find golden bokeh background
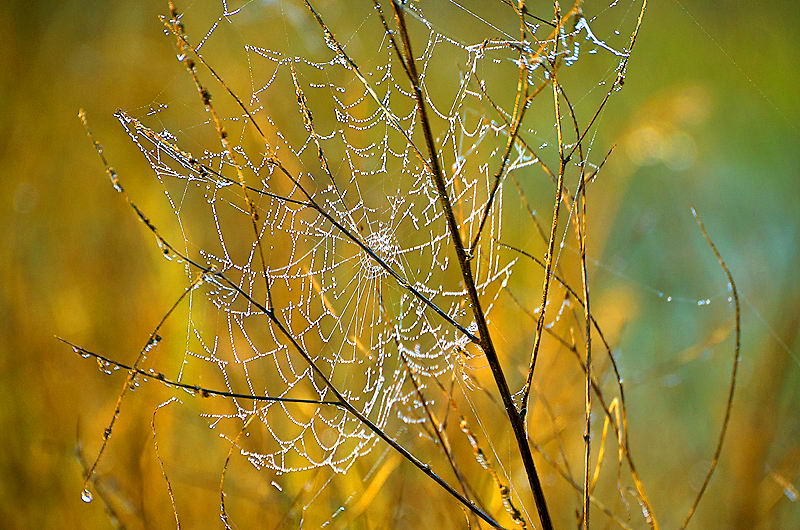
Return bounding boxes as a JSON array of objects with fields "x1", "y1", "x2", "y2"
[{"x1": 1, "y1": 1, "x2": 798, "y2": 528}]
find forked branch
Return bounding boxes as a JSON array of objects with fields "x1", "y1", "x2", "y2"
[
  {"x1": 387, "y1": 2, "x2": 553, "y2": 528},
  {"x1": 76, "y1": 109, "x2": 502, "y2": 528}
]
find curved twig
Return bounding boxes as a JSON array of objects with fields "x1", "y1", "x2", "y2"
[{"x1": 680, "y1": 208, "x2": 741, "y2": 528}]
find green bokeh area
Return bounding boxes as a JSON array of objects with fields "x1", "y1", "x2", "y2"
[{"x1": 1, "y1": 1, "x2": 798, "y2": 528}]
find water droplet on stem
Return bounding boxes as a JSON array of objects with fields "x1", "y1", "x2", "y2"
[{"x1": 81, "y1": 489, "x2": 93, "y2": 503}]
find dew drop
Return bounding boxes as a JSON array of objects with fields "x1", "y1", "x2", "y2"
[
  {"x1": 81, "y1": 489, "x2": 93, "y2": 503},
  {"x1": 96, "y1": 358, "x2": 113, "y2": 375},
  {"x1": 108, "y1": 170, "x2": 123, "y2": 192},
  {"x1": 73, "y1": 346, "x2": 91, "y2": 359},
  {"x1": 144, "y1": 334, "x2": 162, "y2": 354},
  {"x1": 784, "y1": 487, "x2": 798, "y2": 502}
]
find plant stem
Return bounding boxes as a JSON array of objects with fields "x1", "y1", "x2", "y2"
[{"x1": 389, "y1": 3, "x2": 553, "y2": 528}]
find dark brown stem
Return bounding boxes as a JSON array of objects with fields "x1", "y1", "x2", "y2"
[
  {"x1": 116, "y1": 110, "x2": 480, "y2": 345},
  {"x1": 388, "y1": 2, "x2": 553, "y2": 528},
  {"x1": 501, "y1": 238, "x2": 658, "y2": 527},
  {"x1": 59, "y1": 339, "x2": 344, "y2": 407},
  {"x1": 79, "y1": 108, "x2": 501, "y2": 528}
]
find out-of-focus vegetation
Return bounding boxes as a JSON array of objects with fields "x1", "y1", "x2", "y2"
[{"x1": 1, "y1": 1, "x2": 798, "y2": 528}]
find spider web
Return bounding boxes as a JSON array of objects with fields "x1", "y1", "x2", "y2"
[{"x1": 116, "y1": 0, "x2": 638, "y2": 492}]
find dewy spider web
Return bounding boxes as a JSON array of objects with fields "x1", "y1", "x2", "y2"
[{"x1": 96, "y1": 0, "x2": 641, "y2": 510}]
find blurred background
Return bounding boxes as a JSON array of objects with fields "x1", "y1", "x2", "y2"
[{"x1": 1, "y1": 0, "x2": 798, "y2": 528}]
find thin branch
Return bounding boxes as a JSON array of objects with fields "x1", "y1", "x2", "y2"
[
  {"x1": 398, "y1": 349, "x2": 479, "y2": 515},
  {"x1": 430, "y1": 374, "x2": 530, "y2": 529},
  {"x1": 301, "y1": 0, "x2": 434, "y2": 175},
  {"x1": 577, "y1": 129, "x2": 592, "y2": 530},
  {"x1": 60, "y1": 339, "x2": 343, "y2": 406},
  {"x1": 151, "y1": 400, "x2": 181, "y2": 529},
  {"x1": 500, "y1": 241, "x2": 658, "y2": 527},
  {"x1": 680, "y1": 208, "x2": 741, "y2": 528},
  {"x1": 563, "y1": 0, "x2": 648, "y2": 165},
  {"x1": 555, "y1": 65, "x2": 594, "y2": 530},
  {"x1": 116, "y1": 110, "x2": 479, "y2": 345},
  {"x1": 75, "y1": 426, "x2": 127, "y2": 529},
  {"x1": 497, "y1": 0, "x2": 557, "y2": 28},
  {"x1": 518, "y1": 76, "x2": 566, "y2": 421},
  {"x1": 469, "y1": 13, "x2": 537, "y2": 254},
  {"x1": 220, "y1": 414, "x2": 258, "y2": 529},
  {"x1": 166, "y1": 2, "x2": 273, "y2": 310},
  {"x1": 528, "y1": 438, "x2": 633, "y2": 530},
  {"x1": 140, "y1": 21, "x2": 482, "y2": 346},
  {"x1": 75, "y1": 119, "x2": 501, "y2": 526},
  {"x1": 475, "y1": 79, "x2": 558, "y2": 185},
  {"x1": 387, "y1": 2, "x2": 553, "y2": 527},
  {"x1": 72, "y1": 108, "x2": 201, "y2": 489}
]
